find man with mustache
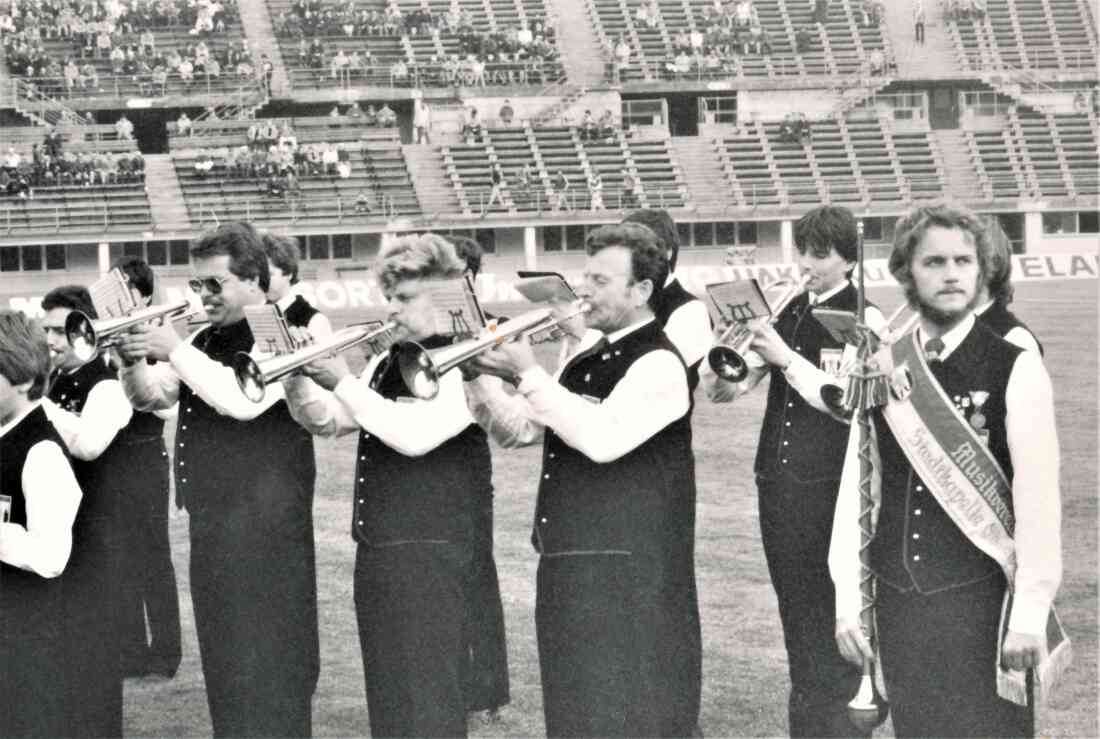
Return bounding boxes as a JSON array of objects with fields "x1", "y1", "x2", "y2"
[
  {"x1": 831, "y1": 201, "x2": 1063, "y2": 737},
  {"x1": 115, "y1": 222, "x2": 326, "y2": 737}
]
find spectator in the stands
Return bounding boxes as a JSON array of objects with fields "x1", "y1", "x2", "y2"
[
  {"x1": 178, "y1": 112, "x2": 193, "y2": 136},
  {"x1": 868, "y1": 47, "x2": 886, "y2": 75},
  {"x1": 329, "y1": 105, "x2": 342, "y2": 118},
  {"x1": 499, "y1": 99, "x2": 515, "y2": 126},
  {"x1": 551, "y1": 170, "x2": 570, "y2": 212},
  {"x1": 115, "y1": 114, "x2": 134, "y2": 141},
  {"x1": 588, "y1": 170, "x2": 605, "y2": 211},
  {"x1": 194, "y1": 151, "x2": 214, "y2": 179},
  {"x1": 347, "y1": 101, "x2": 364, "y2": 119},
  {"x1": 377, "y1": 103, "x2": 397, "y2": 127},
  {"x1": 462, "y1": 107, "x2": 483, "y2": 142},
  {"x1": 814, "y1": 0, "x2": 829, "y2": 23},
  {"x1": 482, "y1": 164, "x2": 505, "y2": 216},
  {"x1": 621, "y1": 166, "x2": 641, "y2": 209},
  {"x1": 414, "y1": 100, "x2": 431, "y2": 144},
  {"x1": 597, "y1": 110, "x2": 616, "y2": 141},
  {"x1": 913, "y1": 0, "x2": 925, "y2": 43},
  {"x1": 796, "y1": 24, "x2": 815, "y2": 52},
  {"x1": 580, "y1": 110, "x2": 597, "y2": 140},
  {"x1": 354, "y1": 188, "x2": 372, "y2": 214}
]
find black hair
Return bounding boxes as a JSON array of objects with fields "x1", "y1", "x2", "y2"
[
  {"x1": 190, "y1": 221, "x2": 270, "y2": 292},
  {"x1": 41, "y1": 284, "x2": 97, "y2": 319},
  {"x1": 622, "y1": 208, "x2": 680, "y2": 271},
  {"x1": 585, "y1": 222, "x2": 668, "y2": 311},
  {"x1": 793, "y1": 205, "x2": 859, "y2": 265}
]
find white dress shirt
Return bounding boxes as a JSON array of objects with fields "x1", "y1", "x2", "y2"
[
  {"x1": 0, "y1": 402, "x2": 82, "y2": 578},
  {"x1": 465, "y1": 317, "x2": 690, "y2": 463},
  {"x1": 829, "y1": 313, "x2": 1062, "y2": 636},
  {"x1": 282, "y1": 349, "x2": 475, "y2": 457},
  {"x1": 662, "y1": 275, "x2": 713, "y2": 369},
  {"x1": 975, "y1": 300, "x2": 1042, "y2": 354},
  {"x1": 42, "y1": 370, "x2": 132, "y2": 461},
  {"x1": 120, "y1": 325, "x2": 331, "y2": 427},
  {"x1": 700, "y1": 280, "x2": 886, "y2": 413}
]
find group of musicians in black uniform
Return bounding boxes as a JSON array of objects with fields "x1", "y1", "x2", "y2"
[{"x1": 0, "y1": 201, "x2": 1062, "y2": 739}]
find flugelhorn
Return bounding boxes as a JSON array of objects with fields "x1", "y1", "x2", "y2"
[
  {"x1": 65, "y1": 300, "x2": 195, "y2": 363},
  {"x1": 707, "y1": 274, "x2": 812, "y2": 382},
  {"x1": 398, "y1": 302, "x2": 591, "y2": 401},
  {"x1": 234, "y1": 321, "x2": 396, "y2": 403}
]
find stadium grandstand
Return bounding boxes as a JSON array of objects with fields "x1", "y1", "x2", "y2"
[{"x1": 0, "y1": 0, "x2": 1096, "y2": 305}]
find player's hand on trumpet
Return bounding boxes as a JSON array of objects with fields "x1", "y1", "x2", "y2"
[
  {"x1": 465, "y1": 334, "x2": 537, "y2": 386},
  {"x1": 836, "y1": 617, "x2": 875, "y2": 667},
  {"x1": 747, "y1": 319, "x2": 795, "y2": 369},
  {"x1": 115, "y1": 321, "x2": 182, "y2": 364}
]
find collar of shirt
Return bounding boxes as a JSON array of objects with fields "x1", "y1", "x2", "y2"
[
  {"x1": 606, "y1": 316, "x2": 656, "y2": 345},
  {"x1": 809, "y1": 279, "x2": 850, "y2": 306},
  {"x1": 663, "y1": 273, "x2": 677, "y2": 288},
  {"x1": 974, "y1": 299, "x2": 994, "y2": 316},
  {"x1": 916, "y1": 312, "x2": 976, "y2": 362},
  {"x1": 274, "y1": 291, "x2": 297, "y2": 313},
  {"x1": 0, "y1": 400, "x2": 42, "y2": 439}
]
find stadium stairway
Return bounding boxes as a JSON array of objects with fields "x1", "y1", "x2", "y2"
[
  {"x1": 143, "y1": 155, "x2": 193, "y2": 232},
  {"x1": 671, "y1": 137, "x2": 734, "y2": 214},
  {"x1": 548, "y1": 0, "x2": 611, "y2": 86},
  {"x1": 932, "y1": 129, "x2": 986, "y2": 201},
  {"x1": 882, "y1": 0, "x2": 958, "y2": 78},
  {"x1": 402, "y1": 145, "x2": 466, "y2": 220},
  {"x1": 239, "y1": 0, "x2": 290, "y2": 96}
]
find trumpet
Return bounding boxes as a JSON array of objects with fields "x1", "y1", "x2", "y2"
[
  {"x1": 65, "y1": 300, "x2": 195, "y2": 363},
  {"x1": 398, "y1": 301, "x2": 591, "y2": 401},
  {"x1": 234, "y1": 321, "x2": 396, "y2": 403},
  {"x1": 707, "y1": 274, "x2": 811, "y2": 382}
]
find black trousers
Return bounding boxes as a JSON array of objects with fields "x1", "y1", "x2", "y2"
[
  {"x1": 355, "y1": 542, "x2": 469, "y2": 739},
  {"x1": 118, "y1": 437, "x2": 181, "y2": 672},
  {"x1": 757, "y1": 474, "x2": 867, "y2": 738},
  {"x1": 189, "y1": 502, "x2": 318, "y2": 738},
  {"x1": 877, "y1": 575, "x2": 1033, "y2": 738},
  {"x1": 461, "y1": 499, "x2": 510, "y2": 712},
  {"x1": 536, "y1": 553, "x2": 666, "y2": 738}
]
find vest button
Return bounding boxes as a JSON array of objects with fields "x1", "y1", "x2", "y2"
[
  {"x1": 915, "y1": 484, "x2": 923, "y2": 492},
  {"x1": 358, "y1": 520, "x2": 364, "y2": 526},
  {"x1": 782, "y1": 440, "x2": 788, "y2": 446},
  {"x1": 544, "y1": 473, "x2": 550, "y2": 479},
  {"x1": 178, "y1": 461, "x2": 184, "y2": 467},
  {"x1": 181, "y1": 478, "x2": 187, "y2": 484},
  {"x1": 788, "y1": 402, "x2": 794, "y2": 408},
  {"x1": 781, "y1": 458, "x2": 788, "y2": 464},
  {"x1": 359, "y1": 498, "x2": 364, "y2": 504},
  {"x1": 162, "y1": 451, "x2": 168, "y2": 456},
  {"x1": 360, "y1": 456, "x2": 366, "y2": 461},
  {"x1": 181, "y1": 425, "x2": 187, "y2": 431},
  {"x1": 540, "y1": 517, "x2": 547, "y2": 524},
  {"x1": 178, "y1": 442, "x2": 184, "y2": 448},
  {"x1": 785, "y1": 421, "x2": 791, "y2": 427},
  {"x1": 186, "y1": 407, "x2": 192, "y2": 413},
  {"x1": 358, "y1": 477, "x2": 365, "y2": 483},
  {"x1": 913, "y1": 554, "x2": 921, "y2": 561},
  {"x1": 912, "y1": 533, "x2": 920, "y2": 540},
  {"x1": 548, "y1": 452, "x2": 555, "y2": 459},
  {"x1": 914, "y1": 508, "x2": 922, "y2": 516}
]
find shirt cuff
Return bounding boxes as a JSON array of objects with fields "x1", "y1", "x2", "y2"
[
  {"x1": 1007, "y1": 595, "x2": 1053, "y2": 636},
  {"x1": 516, "y1": 365, "x2": 554, "y2": 396}
]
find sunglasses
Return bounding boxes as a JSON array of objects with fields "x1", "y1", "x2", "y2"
[{"x1": 187, "y1": 275, "x2": 232, "y2": 295}]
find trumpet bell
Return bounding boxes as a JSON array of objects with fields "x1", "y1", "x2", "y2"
[
  {"x1": 708, "y1": 344, "x2": 750, "y2": 383},
  {"x1": 397, "y1": 342, "x2": 444, "y2": 401},
  {"x1": 65, "y1": 311, "x2": 100, "y2": 363},
  {"x1": 232, "y1": 353, "x2": 266, "y2": 404},
  {"x1": 847, "y1": 670, "x2": 889, "y2": 730}
]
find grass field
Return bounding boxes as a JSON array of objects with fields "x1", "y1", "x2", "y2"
[{"x1": 124, "y1": 279, "x2": 1098, "y2": 738}]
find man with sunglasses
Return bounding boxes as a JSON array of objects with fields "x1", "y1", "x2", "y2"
[{"x1": 115, "y1": 222, "x2": 327, "y2": 737}]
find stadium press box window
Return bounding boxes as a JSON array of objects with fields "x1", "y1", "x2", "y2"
[
  {"x1": 0, "y1": 244, "x2": 68, "y2": 272},
  {"x1": 1043, "y1": 211, "x2": 1100, "y2": 235}
]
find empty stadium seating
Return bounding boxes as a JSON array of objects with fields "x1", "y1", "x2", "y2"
[
  {"x1": 441, "y1": 124, "x2": 687, "y2": 215},
  {"x1": 593, "y1": 0, "x2": 891, "y2": 83},
  {"x1": 949, "y1": 0, "x2": 1097, "y2": 75}
]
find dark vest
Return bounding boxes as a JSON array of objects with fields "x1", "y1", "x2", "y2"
[
  {"x1": 174, "y1": 319, "x2": 315, "y2": 514},
  {"x1": 351, "y1": 336, "x2": 490, "y2": 546},
  {"x1": 870, "y1": 322, "x2": 1021, "y2": 594},
  {"x1": 755, "y1": 283, "x2": 864, "y2": 482},
  {"x1": 654, "y1": 277, "x2": 707, "y2": 392},
  {"x1": 0, "y1": 405, "x2": 73, "y2": 737},
  {"x1": 0, "y1": 404, "x2": 69, "y2": 603},
  {"x1": 533, "y1": 321, "x2": 694, "y2": 557},
  {"x1": 48, "y1": 359, "x2": 130, "y2": 533},
  {"x1": 282, "y1": 294, "x2": 319, "y2": 328},
  {"x1": 979, "y1": 301, "x2": 1044, "y2": 355}
]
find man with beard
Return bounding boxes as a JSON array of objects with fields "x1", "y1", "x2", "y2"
[
  {"x1": 115, "y1": 222, "x2": 325, "y2": 737},
  {"x1": 831, "y1": 201, "x2": 1063, "y2": 737}
]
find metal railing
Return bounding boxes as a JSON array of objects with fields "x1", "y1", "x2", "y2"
[
  {"x1": 965, "y1": 45, "x2": 1096, "y2": 75},
  {"x1": 289, "y1": 58, "x2": 566, "y2": 89},
  {"x1": 10, "y1": 71, "x2": 265, "y2": 102}
]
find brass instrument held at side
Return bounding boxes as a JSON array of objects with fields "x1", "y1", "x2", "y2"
[
  {"x1": 707, "y1": 274, "x2": 812, "y2": 383},
  {"x1": 65, "y1": 300, "x2": 196, "y2": 364},
  {"x1": 234, "y1": 321, "x2": 397, "y2": 403},
  {"x1": 397, "y1": 301, "x2": 591, "y2": 401}
]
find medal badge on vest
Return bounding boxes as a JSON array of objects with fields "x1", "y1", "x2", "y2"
[{"x1": 819, "y1": 348, "x2": 843, "y2": 378}]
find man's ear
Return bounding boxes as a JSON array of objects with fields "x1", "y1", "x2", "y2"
[
  {"x1": 14, "y1": 378, "x2": 33, "y2": 397},
  {"x1": 634, "y1": 278, "x2": 654, "y2": 307}
]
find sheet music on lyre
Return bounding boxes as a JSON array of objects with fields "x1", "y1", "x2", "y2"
[
  {"x1": 425, "y1": 277, "x2": 485, "y2": 337},
  {"x1": 89, "y1": 268, "x2": 136, "y2": 319},
  {"x1": 703, "y1": 279, "x2": 772, "y2": 328},
  {"x1": 244, "y1": 304, "x2": 295, "y2": 357},
  {"x1": 345, "y1": 319, "x2": 396, "y2": 357}
]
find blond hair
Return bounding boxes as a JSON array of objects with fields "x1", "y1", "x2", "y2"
[{"x1": 375, "y1": 233, "x2": 466, "y2": 292}]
